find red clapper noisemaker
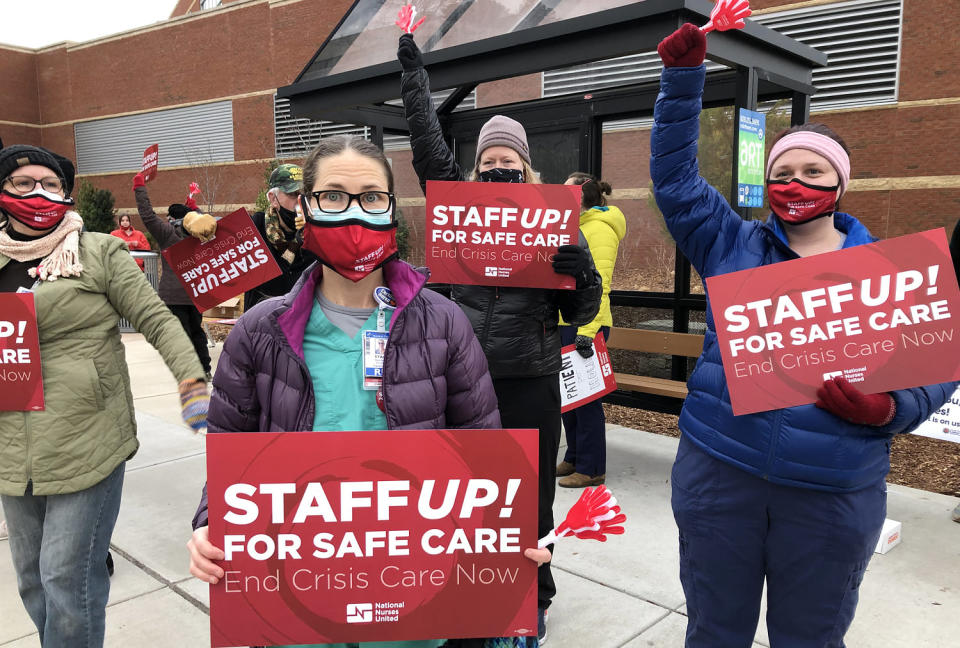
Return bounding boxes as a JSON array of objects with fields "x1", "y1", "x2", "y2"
[
  {"x1": 395, "y1": 3, "x2": 425, "y2": 34},
  {"x1": 537, "y1": 485, "x2": 626, "y2": 547},
  {"x1": 700, "y1": 0, "x2": 752, "y2": 33}
]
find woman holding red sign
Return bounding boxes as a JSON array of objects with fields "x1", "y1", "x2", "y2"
[
  {"x1": 398, "y1": 35, "x2": 602, "y2": 638},
  {"x1": 0, "y1": 145, "x2": 209, "y2": 647},
  {"x1": 652, "y1": 24, "x2": 956, "y2": 647},
  {"x1": 186, "y1": 135, "x2": 550, "y2": 648}
]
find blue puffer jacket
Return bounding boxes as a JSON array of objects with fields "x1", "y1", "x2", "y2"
[{"x1": 651, "y1": 65, "x2": 956, "y2": 492}]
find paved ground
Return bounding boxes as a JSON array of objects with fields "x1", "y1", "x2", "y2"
[{"x1": 2, "y1": 333, "x2": 959, "y2": 647}]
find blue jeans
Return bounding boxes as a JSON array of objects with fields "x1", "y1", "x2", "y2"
[
  {"x1": 2, "y1": 463, "x2": 125, "y2": 647},
  {"x1": 671, "y1": 436, "x2": 886, "y2": 647}
]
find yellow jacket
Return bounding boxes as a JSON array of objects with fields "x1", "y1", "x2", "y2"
[{"x1": 560, "y1": 205, "x2": 626, "y2": 338}]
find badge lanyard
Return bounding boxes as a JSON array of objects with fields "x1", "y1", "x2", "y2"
[{"x1": 362, "y1": 287, "x2": 396, "y2": 390}]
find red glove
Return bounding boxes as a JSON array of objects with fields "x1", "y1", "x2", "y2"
[
  {"x1": 185, "y1": 197, "x2": 198, "y2": 211},
  {"x1": 815, "y1": 377, "x2": 896, "y2": 426},
  {"x1": 657, "y1": 23, "x2": 707, "y2": 68},
  {"x1": 133, "y1": 173, "x2": 146, "y2": 189}
]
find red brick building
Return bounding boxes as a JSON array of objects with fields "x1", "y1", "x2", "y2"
[{"x1": 1, "y1": 0, "x2": 957, "y2": 292}]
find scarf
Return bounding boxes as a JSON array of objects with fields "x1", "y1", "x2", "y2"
[
  {"x1": 264, "y1": 205, "x2": 301, "y2": 264},
  {"x1": 0, "y1": 210, "x2": 84, "y2": 281}
]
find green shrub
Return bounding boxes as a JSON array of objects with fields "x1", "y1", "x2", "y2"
[{"x1": 76, "y1": 179, "x2": 117, "y2": 234}]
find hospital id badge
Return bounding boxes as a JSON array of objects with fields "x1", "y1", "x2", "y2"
[{"x1": 362, "y1": 330, "x2": 389, "y2": 390}]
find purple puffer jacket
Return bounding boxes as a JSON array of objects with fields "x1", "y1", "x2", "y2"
[{"x1": 193, "y1": 259, "x2": 501, "y2": 527}]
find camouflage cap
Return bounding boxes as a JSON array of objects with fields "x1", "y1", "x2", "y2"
[{"x1": 269, "y1": 163, "x2": 303, "y2": 193}]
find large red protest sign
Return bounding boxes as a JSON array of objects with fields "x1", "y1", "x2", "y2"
[
  {"x1": 141, "y1": 144, "x2": 158, "y2": 183},
  {"x1": 0, "y1": 293, "x2": 44, "y2": 411},
  {"x1": 206, "y1": 428, "x2": 539, "y2": 647},
  {"x1": 162, "y1": 208, "x2": 281, "y2": 312},
  {"x1": 426, "y1": 180, "x2": 581, "y2": 289},
  {"x1": 707, "y1": 229, "x2": 960, "y2": 415},
  {"x1": 559, "y1": 333, "x2": 617, "y2": 413}
]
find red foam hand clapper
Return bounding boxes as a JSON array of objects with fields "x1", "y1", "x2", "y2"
[
  {"x1": 538, "y1": 485, "x2": 626, "y2": 547},
  {"x1": 189, "y1": 182, "x2": 201, "y2": 197},
  {"x1": 396, "y1": 4, "x2": 425, "y2": 34},
  {"x1": 701, "y1": 0, "x2": 752, "y2": 33}
]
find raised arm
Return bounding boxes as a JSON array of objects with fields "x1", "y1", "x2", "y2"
[
  {"x1": 398, "y1": 34, "x2": 464, "y2": 193},
  {"x1": 651, "y1": 25, "x2": 753, "y2": 278},
  {"x1": 133, "y1": 174, "x2": 183, "y2": 249}
]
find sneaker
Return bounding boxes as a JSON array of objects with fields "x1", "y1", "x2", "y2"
[
  {"x1": 106, "y1": 551, "x2": 115, "y2": 577},
  {"x1": 556, "y1": 460, "x2": 575, "y2": 477},
  {"x1": 538, "y1": 608, "x2": 548, "y2": 644},
  {"x1": 952, "y1": 502, "x2": 960, "y2": 523},
  {"x1": 558, "y1": 472, "x2": 606, "y2": 488},
  {"x1": 0, "y1": 519, "x2": 7, "y2": 540},
  {"x1": 204, "y1": 371, "x2": 213, "y2": 383}
]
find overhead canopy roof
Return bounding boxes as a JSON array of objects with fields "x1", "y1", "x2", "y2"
[{"x1": 279, "y1": 0, "x2": 828, "y2": 128}]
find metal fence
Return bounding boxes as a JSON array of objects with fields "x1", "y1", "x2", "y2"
[{"x1": 118, "y1": 251, "x2": 161, "y2": 333}]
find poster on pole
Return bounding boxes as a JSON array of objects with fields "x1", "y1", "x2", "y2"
[
  {"x1": 737, "y1": 108, "x2": 765, "y2": 208},
  {"x1": 141, "y1": 144, "x2": 159, "y2": 183},
  {"x1": 913, "y1": 387, "x2": 960, "y2": 443},
  {"x1": 559, "y1": 333, "x2": 617, "y2": 413},
  {"x1": 706, "y1": 229, "x2": 960, "y2": 415},
  {"x1": 0, "y1": 293, "x2": 44, "y2": 411},
  {"x1": 162, "y1": 208, "x2": 281, "y2": 312},
  {"x1": 205, "y1": 428, "x2": 539, "y2": 647},
  {"x1": 425, "y1": 180, "x2": 581, "y2": 289}
]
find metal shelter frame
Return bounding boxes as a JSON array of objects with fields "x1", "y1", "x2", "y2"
[{"x1": 278, "y1": 0, "x2": 828, "y2": 412}]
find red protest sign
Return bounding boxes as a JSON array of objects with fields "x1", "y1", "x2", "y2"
[
  {"x1": 559, "y1": 333, "x2": 617, "y2": 413},
  {"x1": 707, "y1": 229, "x2": 960, "y2": 415},
  {"x1": 0, "y1": 293, "x2": 44, "y2": 411},
  {"x1": 206, "y1": 428, "x2": 538, "y2": 647},
  {"x1": 141, "y1": 144, "x2": 159, "y2": 183},
  {"x1": 161, "y1": 208, "x2": 281, "y2": 312},
  {"x1": 426, "y1": 180, "x2": 581, "y2": 289}
]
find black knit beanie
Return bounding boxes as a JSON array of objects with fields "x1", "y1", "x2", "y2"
[{"x1": 0, "y1": 145, "x2": 64, "y2": 186}]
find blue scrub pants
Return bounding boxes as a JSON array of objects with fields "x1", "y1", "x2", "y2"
[
  {"x1": 559, "y1": 325, "x2": 609, "y2": 476},
  {"x1": 671, "y1": 434, "x2": 886, "y2": 648}
]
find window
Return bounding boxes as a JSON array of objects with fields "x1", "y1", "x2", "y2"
[{"x1": 74, "y1": 101, "x2": 234, "y2": 175}]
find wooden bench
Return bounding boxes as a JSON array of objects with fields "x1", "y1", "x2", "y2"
[{"x1": 605, "y1": 327, "x2": 705, "y2": 412}]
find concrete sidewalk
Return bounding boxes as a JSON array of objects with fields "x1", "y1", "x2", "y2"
[{"x1": 2, "y1": 333, "x2": 959, "y2": 647}]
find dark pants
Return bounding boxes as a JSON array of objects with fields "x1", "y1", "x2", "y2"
[
  {"x1": 559, "y1": 325, "x2": 609, "y2": 476},
  {"x1": 671, "y1": 435, "x2": 887, "y2": 648},
  {"x1": 169, "y1": 304, "x2": 211, "y2": 373},
  {"x1": 493, "y1": 374, "x2": 561, "y2": 611}
]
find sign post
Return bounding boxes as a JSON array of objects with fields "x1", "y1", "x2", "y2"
[{"x1": 737, "y1": 108, "x2": 765, "y2": 208}]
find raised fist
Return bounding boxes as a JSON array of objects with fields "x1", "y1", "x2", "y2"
[{"x1": 657, "y1": 23, "x2": 707, "y2": 68}]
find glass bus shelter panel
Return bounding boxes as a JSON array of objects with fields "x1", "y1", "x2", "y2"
[{"x1": 302, "y1": 0, "x2": 640, "y2": 82}]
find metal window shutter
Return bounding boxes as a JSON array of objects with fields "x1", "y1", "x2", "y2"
[
  {"x1": 74, "y1": 101, "x2": 234, "y2": 175},
  {"x1": 540, "y1": 0, "x2": 902, "y2": 115}
]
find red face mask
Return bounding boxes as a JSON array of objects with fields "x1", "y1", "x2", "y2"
[
  {"x1": 0, "y1": 189, "x2": 74, "y2": 230},
  {"x1": 302, "y1": 220, "x2": 398, "y2": 282},
  {"x1": 766, "y1": 179, "x2": 839, "y2": 225}
]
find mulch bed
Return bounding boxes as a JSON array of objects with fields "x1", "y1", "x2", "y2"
[{"x1": 603, "y1": 404, "x2": 960, "y2": 497}]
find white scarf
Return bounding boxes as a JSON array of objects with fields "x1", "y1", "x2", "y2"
[{"x1": 0, "y1": 211, "x2": 84, "y2": 281}]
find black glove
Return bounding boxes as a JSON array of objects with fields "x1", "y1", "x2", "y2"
[
  {"x1": 398, "y1": 34, "x2": 423, "y2": 71},
  {"x1": 575, "y1": 335, "x2": 594, "y2": 358},
  {"x1": 552, "y1": 244, "x2": 592, "y2": 288}
]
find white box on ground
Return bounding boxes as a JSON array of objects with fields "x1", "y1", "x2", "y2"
[{"x1": 874, "y1": 518, "x2": 901, "y2": 554}]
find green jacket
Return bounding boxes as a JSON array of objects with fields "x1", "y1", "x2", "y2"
[
  {"x1": 560, "y1": 205, "x2": 627, "y2": 338},
  {"x1": 0, "y1": 232, "x2": 204, "y2": 496}
]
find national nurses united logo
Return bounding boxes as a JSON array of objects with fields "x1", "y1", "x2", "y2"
[{"x1": 346, "y1": 603, "x2": 373, "y2": 623}]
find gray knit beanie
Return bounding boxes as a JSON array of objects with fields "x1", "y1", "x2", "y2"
[{"x1": 475, "y1": 115, "x2": 530, "y2": 165}]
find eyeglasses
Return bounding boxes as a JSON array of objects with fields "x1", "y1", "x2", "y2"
[
  {"x1": 4, "y1": 175, "x2": 64, "y2": 194},
  {"x1": 308, "y1": 190, "x2": 394, "y2": 215}
]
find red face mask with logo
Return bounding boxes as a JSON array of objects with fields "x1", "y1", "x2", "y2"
[
  {"x1": 0, "y1": 189, "x2": 74, "y2": 230},
  {"x1": 766, "y1": 178, "x2": 839, "y2": 225},
  {"x1": 302, "y1": 219, "x2": 398, "y2": 282}
]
